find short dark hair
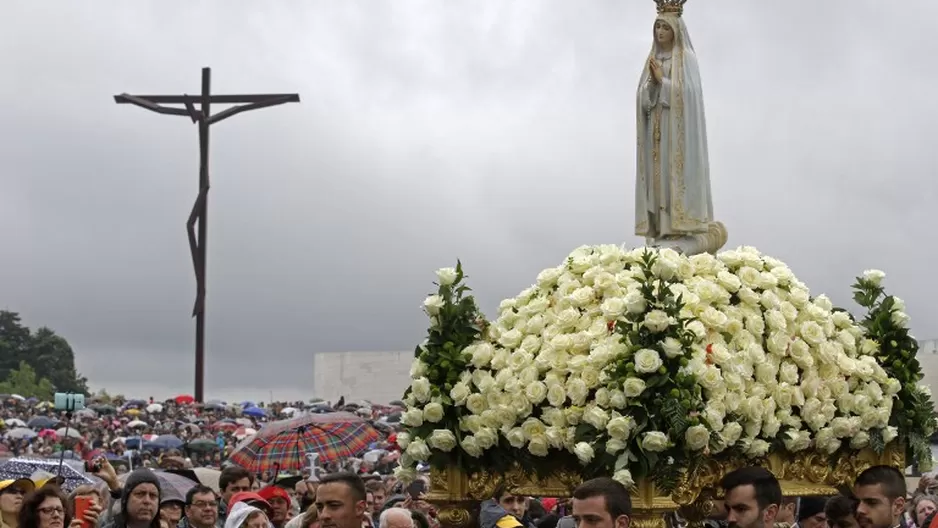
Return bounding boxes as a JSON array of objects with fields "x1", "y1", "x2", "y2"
[
  {"x1": 720, "y1": 467, "x2": 782, "y2": 511},
  {"x1": 855, "y1": 465, "x2": 906, "y2": 500},
  {"x1": 825, "y1": 494, "x2": 858, "y2": 524},
  {"x1": 185, "y1": 485, "x2": 217, "y2": 505},
  {"x1": 318, "y1": 472, "x2": 366, "y2": 502},
  {"x1": 219, "y1": 466, "x2": 253, "y2": 492},
  {"x1": 19, "y1": 486, "x2": 71, "y2": 528},
  {"x1": 572, "y1": 477, "x2": 632, "y2": 519}
]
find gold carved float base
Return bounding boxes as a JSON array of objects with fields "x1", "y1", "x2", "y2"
[{"x1": 427, "y1": 445, "x2": 904, "y2": 528}]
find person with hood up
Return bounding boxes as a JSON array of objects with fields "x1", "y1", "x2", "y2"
[
  {"x1": 100, "y1": 469, "x2": 162, "y2": 528},
  {"x1": 223, "y1": 503, "x2": 270, "y2": 528}
]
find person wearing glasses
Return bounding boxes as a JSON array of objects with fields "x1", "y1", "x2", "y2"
[
  {"x1": 16, "y1": 485, "x2": 101, "y2": 528},
  {"x1": 180, "y1": 486, "x2": 221, "y2": 528}
]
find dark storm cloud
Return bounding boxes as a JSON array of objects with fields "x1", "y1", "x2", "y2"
[{"x1": 1, "y1": 0, "x2": 935, "y2": 400}]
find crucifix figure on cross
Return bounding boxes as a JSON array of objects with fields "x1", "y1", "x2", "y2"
[{"x1": 115, "y1": 67, "x2": 300, "y2": 403}]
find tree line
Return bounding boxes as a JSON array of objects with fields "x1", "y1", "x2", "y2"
[{"x1": 0, "y1": 310, "x2": 89, "y2": 400}]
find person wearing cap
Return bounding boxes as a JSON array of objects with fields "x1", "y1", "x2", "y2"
[
  {"x1": 100, "y1": 469, "x2": 162, "y2": 528},
  {"x1": 257, "y1": 487, "x2": 290, "y2": 528},
  {"x1": 1, "y1": 479, "x2": 36, "y2": 528},
  {"x1": 226, "y1": 493, "x2": 271, "y2": 521}
]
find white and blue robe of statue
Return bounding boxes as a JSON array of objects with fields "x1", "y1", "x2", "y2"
[{"x1": 635, "y1": 13, "x2": 714, "y2": 240}]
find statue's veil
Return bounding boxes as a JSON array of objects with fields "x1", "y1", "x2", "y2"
[{"x1": 635, "y1": 13, "x2": 713, "y2": 235}]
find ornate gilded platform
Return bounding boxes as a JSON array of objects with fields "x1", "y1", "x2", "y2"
[{"x1": 426, "y1": 445, "x2": 904, "y2": 528}]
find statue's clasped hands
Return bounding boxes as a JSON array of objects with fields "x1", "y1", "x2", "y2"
[{"x1": 648, "y1": 58, "x2": 664, "y2": 84}]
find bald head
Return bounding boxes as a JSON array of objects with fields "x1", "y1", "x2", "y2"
[{"x1": 379, "y1": 508, "x2": 415, "y2": 528}]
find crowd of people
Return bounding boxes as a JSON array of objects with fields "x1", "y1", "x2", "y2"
[
  {"x1": 2, "y1": 395, "x2": 937, "y2": 528},
  {"x1": 0, "y1": 394, "x2": 400, "y2": 475}
]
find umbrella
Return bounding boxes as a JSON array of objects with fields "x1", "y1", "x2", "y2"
[
  {"x1": 242, "y1": 407, "x2": 266, "y2": 418},
  {"x1": 127, "y1": 420, "x2": 147, "y2": 429},
  {"x1": 146, "y1": 403, "x2": 163, "y2": 413},
  {"x1": 148, "y1": 435, "x2": 184, "y2": 450},
  {"x1": 228, "y1": 412, "x2": 380, "y2": 473},
  {"x1": 4, "y1": 427, "x2": 37, "y2": 440},
  {"x1": 235, "y1": 418, "x2": 254, "y2": 427},
  {"x1": 74, "y1": 409, "x2": 97, "y2": 420},
  {"x1": 186, "y1": 439, "x2": 217, "y2": 452},
  {"x1": 181, "y1": 423, "x2": 201, "y2": 435},
  {"x1": 88, "y1": 404, "x2": 116, "y2": 414},
  {"x1": 27, "y1": 417, "x2": 58, "y2": 429},
  {"x1": 0, "y1": 458, "x2": 93, "y2": 492},
  {"x1": 55, "y1": 427, "x2": 82, "y2": 439},
  {"x1": 280, "y1": 407, "x2": 299, "y2": 416},
  {"x1": 234, "y1": 427, "x2": 256, "y2": 440},
  {"x1": 211, "y1": 421, "x2": 237, "y2": 432},
  {"x1": 119, "y1": 470, "x2": 198, "y2": 503},
  {"x1": 4, "y1": 418, "x2": 26, "y2": 428},
  {"x1": 175, "y1": 395, "x2": 195, "y2": 405},
  {"x1": 203, "y1": 402, "x2": 226, "y2": 411}
]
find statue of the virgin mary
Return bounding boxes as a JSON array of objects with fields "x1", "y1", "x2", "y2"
[{"x1": 635, "y1": 0, "x2": 726, "y2": 254}]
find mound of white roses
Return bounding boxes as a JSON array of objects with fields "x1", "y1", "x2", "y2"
[{"x1": 397, "y1": 245, "x2": 902, "y2": 486}]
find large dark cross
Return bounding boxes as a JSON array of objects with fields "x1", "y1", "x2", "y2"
[{"x1": 114, "y1": 67, "x2": 300, "y2": 402}]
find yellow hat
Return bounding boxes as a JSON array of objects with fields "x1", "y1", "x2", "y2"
[
  {"x1": 496, "y1": 516, "x2": 524, "y2": 528},
  {"x1": 0, "y1": 478, "x2": 36, "y2": 494}
]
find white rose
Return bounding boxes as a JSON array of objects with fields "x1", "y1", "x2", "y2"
[
  {"x1": 424, "y1": 402, "x2": 445, "y2": 423},
  {"x1": 423, "y1": 295, "x2": 444, "y2": 315},
  {"x1": 583, "y1": 406, "x2": 610, "y2": 430},
  {"x1": 465, "y1": 393, "x2": 486, "y2": 415},
  {"x1": 537, "y1": 267, "x2": 564, "y2": 288},
  {"x1": 406, "y1": 438, "x2": 432, "y2": 461},
  {"x1": 661, "y1": 337, "x2": 684, "y2": 358},
  {"x1": 799, "y1": 321, "x2": 825, "y2": 346},
  {"x1": 699, "y1": 307, "x2": 728, "y2": 330},
  {"x1": 634, "y1": 349, "x2": 663, "y2": 374},
  {"x1": 643, "y1": 310, "x2": 671, "y2": 333},
  {"x1": 624, "y1": 291, "x2": 647, "y2": 314},
  {"x1": 882, "y1": 426, "x2": 899, "y2": 444},
  {"x1": 622, "y1": 377, "x2": 647, "y2": 397},
  {"x1": 401, "y1": 409, "x2": 424, "y2": 427},
  {"x1": 410, "y1": 360, "x2": 428, "y2": 378},
  {"x1": 719, "y1": 422, "x2": 743, "y2": 446},
  {"x1": 468, "y1": 343, "x2": 495, "y2": 368},
  {"x1": 745, "y1": 439, "x2": 771, "y2": 457},
  {"x1": 574, "y1": 442, "x2": 595, "y2": 464},
  {"x1": 505, "y1": 427, "x2": 526, "y2": 448},
  {"x1": 612, "y1": 469, "x2": 635, "y2": 487},
  {"x1": 436, "y1": 267, "x2": 458, "y2": 286},
  {"x1": 570, "y1": 286, "x2": 596, "y2": 307},
  {"x1": 862, "y1": 269, "x2": 886, "y2": 286},
  {"x1": 460, "y1": 436, "x2": 484, "y2": 458},
  {"x1": 606, "y1": 416, "x2": 634, "y2": 440},
  {"x1": 450, "y1": 383, "x2": 471, "y2": 406},
  {"x1": 394, "y1": 465, "x2": 418, "y2": 484},
  {"x1": 528, "y1": 435, "x2": 550, "y2": 457},
  {"x1": 428, "y1": 429, "x2": 458, "y2": 452},
  {"x1": 891, "y1": 310, "x2": 910, "y2": 328},
  {"x1": 601, "y1": 297, "x2": 627, "y2": 319},
  {"x1": 525, "y1": 381, "x2": 548, "y2": 404},
  {"x1": 567, "y1": 378, "x2": 589, "y2": 406},
  {"x1": 641, "y1": 431, "x2": 670, "y2": 452},
  {"x1": 396, "y1": 432, "x2": 412, "y2": 450},
  {"x1": 476, "y1": 428, "x2": 499, "y2": 449},
  {"x1": 685, "y1": 424, "x2": 710, "y2": 451},
  {"x1": 716, "y1": 270, "x2": 742, "y2": 292},
  {"x1": 609, "y1": 390, "x2": 628, "y2": 408},
  {"x1": 411, "y1": 377, "x2": 432, "y2": 403}
]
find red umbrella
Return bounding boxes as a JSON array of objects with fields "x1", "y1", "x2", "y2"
[{"x1": 175, "y1": 395, "x2": 194, "y2": 405}]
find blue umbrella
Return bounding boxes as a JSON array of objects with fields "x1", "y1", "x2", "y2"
[
  {"x1": 124, "y1": 437, "x2": 143, "y2": 450},
  {"x1": 240, "y1": 401, "x2": 256, "y2": 409},
  {"x1": 27, "y1": 417, "x2": 58, "y2": 429},
  {"x1": 147, "y1": 435, "x2": 184, "y2": 450},
  {"x1": 0, "y1": 458, "x2": 92, "y2": 492},
  {"x1": 242, "y1": 407, "x2": 266, "y2": 418}
]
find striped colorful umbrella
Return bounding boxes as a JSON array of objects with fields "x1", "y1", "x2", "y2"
[{"x1": 228, "y1": 412, "x2": 380, "y2": 473}]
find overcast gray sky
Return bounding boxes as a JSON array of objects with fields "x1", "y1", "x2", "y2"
[{"x1": 1, "y1": 1, "x2": 936, "y2": 402}]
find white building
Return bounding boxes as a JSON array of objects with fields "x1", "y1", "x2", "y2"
[
  {"x1": 918, "y1": 339, "x2": 938, "y2": 399},
  {"x1": 312, "y1": 351, "x2": 413, "y2": 404}
]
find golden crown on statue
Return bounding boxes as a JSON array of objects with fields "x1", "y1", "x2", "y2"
[{"x1": 655, "y1": 0, "x2": 687, "y2": 16}]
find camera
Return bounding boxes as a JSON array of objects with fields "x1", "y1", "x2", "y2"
[
  {"x1": 54, "y1": 393, "x2": 85, "y2": 412},
  {"x1": 85, "y1": 458, "x2": 103, "y2": 473}
]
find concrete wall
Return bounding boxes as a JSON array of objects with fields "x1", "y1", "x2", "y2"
[{"x1": 312, "y1": 351, "x2": 413, "y2": 404}]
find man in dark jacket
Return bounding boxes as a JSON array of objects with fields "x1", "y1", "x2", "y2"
[{"x1": 101, "y1": 469, "x2": 162, "y2": 528}]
